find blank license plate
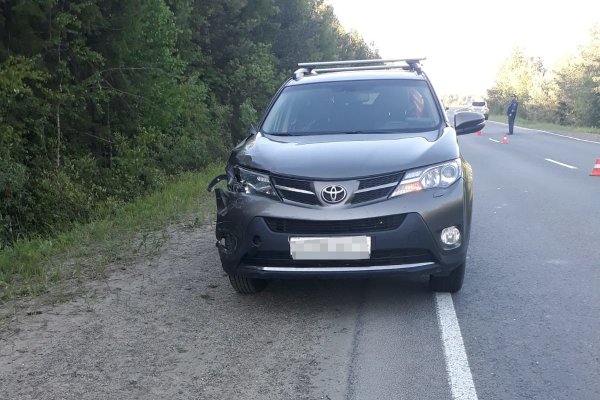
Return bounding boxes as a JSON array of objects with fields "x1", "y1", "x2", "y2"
[{"x1": 289, "y1": 236, "x2": 371, "y2": 260}]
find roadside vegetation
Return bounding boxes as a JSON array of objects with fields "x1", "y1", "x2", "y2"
[
  {"x1": 488, "y1": 114, "x2": 600, "y2": 135},
  {"x1": 486, "y1": 26, "x2": 600, "y2": 128},
  {"x1": 0, "y1": 0, "x2": 377, "y2": 300},
  {"x1": 0, "y1": 165, "x2": 222, "y2": 301}
]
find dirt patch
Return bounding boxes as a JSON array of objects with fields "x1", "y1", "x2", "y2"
[{"x1": 0, "y1": 223, "x2": 362, "y2": 399}]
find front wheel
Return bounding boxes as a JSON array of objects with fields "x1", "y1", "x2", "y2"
[
  {"x1": 228, "y1": 273, "x2": 269, "y2": 294},
  {"x1": 429, "y1": 263, "x2": 465, "y2": 293}
]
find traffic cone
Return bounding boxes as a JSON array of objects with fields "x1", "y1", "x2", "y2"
[
  {"x1": 502, "y1": 135, "x2": 508, "y2": 144},
  {"x1": 476, "y1": 130, "x2": 482, "y2": 136},
  {"x1": 590, "y1": 159, "x2": 600, "y2": 176}
]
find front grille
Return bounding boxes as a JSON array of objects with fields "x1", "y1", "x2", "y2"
[
  {"x1": 352, "y1": 172, "x2": 402, "y2": 204},
  {"x1": 352, "y1": 187, "x2": 394, "y2": 204},
  {"x1": 272, "y1": 176, "x2": 312, "y2": 191},
  {"x1": 271, "y1": 176, "x2": 319, "y2": 205},
  {"x1": 278, "y1": 190, "x2": 320, "y2": 205},
  {"x1": 264, "y1": 214, "x2": 405, "y2": 234},
  {"x1": 272, "y1": 171, "x2": 403, "y2": 206},
  {"x1": 358, "y1": 173, "x2": 402, "y2": 190},
  {"x1": 243, "y1": 249, "x2": 435, "y2": 268}
]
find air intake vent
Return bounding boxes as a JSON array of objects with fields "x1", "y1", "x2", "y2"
[{"x1": 264, "y1": 214, "x2": 405, "y2": 235}]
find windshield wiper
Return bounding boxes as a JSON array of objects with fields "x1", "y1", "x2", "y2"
[
  {"x1": 339, "y1": 130, "x2": 392, "y2": 134},
  {"x1": 266, "y1": 130, "x2": 393, "y2": 136}
]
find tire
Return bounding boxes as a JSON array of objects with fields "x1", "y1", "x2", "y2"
[
  {"x1": 228, "y1": 273, "x2": 269, "y2": 294},
  {"x1": 429, "y1": 263, "x2": 465, "y2": 293}
]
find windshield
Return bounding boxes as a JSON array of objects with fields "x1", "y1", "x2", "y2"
[
  {"x1": 261, "y1": 80, "x2": 442, "y2": 135},
  {"x1": 472, "y1": 101, "x2": 486, "y2": 107}
]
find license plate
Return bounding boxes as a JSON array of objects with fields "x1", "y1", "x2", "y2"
[{"x1": 289, "y1": 236, "x2": 371, "y2": 260}]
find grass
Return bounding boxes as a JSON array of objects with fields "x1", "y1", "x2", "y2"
[
  {"x1": 488, "y1": 114, "x2": 600, "y2": 135},
  {"x1": 0, "y1": 164, "x2": 224, "y2": 301}
]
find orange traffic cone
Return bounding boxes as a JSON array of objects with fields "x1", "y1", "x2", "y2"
[
  {"x1": 476, "y1": 130, "x2": 482, "y2": 136},
  {"x1": 501, "y1": 135, "x2": 508, "y2": 144},
  {"x1": 590, "y1": 159, "x2": 600, "y2": 176}
]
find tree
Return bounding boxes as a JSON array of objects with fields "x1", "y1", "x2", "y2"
[
  {"x1": 487, "y1": 47, "x2": 546, "y2": 119},
  {"x1": 487, "y1": 27, "x2": 600, "y2": 127},
  {"x1": 0, "y1": 0, "x2": 377, "y2": 247}
]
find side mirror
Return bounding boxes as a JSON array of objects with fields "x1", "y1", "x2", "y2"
[
  {"x1": 248, "y1": 125, "x2": 257, "y2": 136},
  {"x1": 207, "y1": 174, "x2": 227, "y2": 192},
  {"x1": 454, "y1": 111, "x2": 485, "y2": 135}
]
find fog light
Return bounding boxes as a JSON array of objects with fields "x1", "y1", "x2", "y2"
[{"x1": 440, "y1": 226, "x2": 461, "y2": 247}]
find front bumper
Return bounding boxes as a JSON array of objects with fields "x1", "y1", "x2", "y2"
[{"x1": 214, "y1": 179, "x2": 470, "y2": 279}]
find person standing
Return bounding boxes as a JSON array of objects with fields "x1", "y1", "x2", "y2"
[{"x1": 507, "y1": 94, "x2": 518, "y2": 135}]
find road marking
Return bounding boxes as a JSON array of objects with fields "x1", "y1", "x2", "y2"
[
  {"x1": 490, "y1": 121, "x2": 600, "y2": 145},
  {"x1": 488, "y1": 138, "x2": 500, "y2": 143},
  {"x1": 435, "y1": 293, "x2": 478, "y2": 400},
  {"x1": 520, "y1": 127, "x2": 600, "y2": 144},
  {"x1": 544, "y1": 158, "x2": 577, "y2": 169}
]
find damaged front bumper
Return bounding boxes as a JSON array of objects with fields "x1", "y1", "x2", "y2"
[{"x1": 211, "y1": 179, "x2": 470, "y2": 279}]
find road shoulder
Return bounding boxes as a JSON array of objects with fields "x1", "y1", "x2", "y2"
[{"x1": 488, "y1": 120, "x2": 600, "y2": 144}]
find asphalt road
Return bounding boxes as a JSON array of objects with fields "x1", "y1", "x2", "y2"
[
  {"x1": 1, "y1": 121, "x2": 599, "y2": 399},
  {"x1": 455, "y1": 121, "x2": 600, "y2": 400}
]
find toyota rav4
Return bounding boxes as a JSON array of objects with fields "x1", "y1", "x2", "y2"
[{"x1": 207, "y1": 58, "x2": 485, "y2": 294}]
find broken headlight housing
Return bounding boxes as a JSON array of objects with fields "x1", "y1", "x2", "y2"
[{"x1": 231, "y1": 167, "x2": 279, "y2": 200}]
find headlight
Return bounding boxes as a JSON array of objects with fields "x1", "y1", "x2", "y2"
[
  {"x1": 232, "y1": 167, "x2": 279, "y2": 199},
  {"x1": 390, "y1": 159, "x2": 462, "y2": 197}
]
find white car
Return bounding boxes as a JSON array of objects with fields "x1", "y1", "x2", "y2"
[{"x1": 469, "y1": 100, "x2": 489, "y2": 120}]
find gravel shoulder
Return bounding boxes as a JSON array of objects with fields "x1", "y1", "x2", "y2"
[{"x1": 0, "y1": 223, "x2": 365, "y2": 400}]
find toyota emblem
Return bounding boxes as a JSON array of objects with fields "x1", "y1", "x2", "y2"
[{"x1": 321, "y1": 185, "x2": 347, "y2": 204}]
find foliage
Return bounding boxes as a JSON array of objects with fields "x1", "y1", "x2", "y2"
[
  {"x1": 0, "y1": 164, "x2": 224, "y2": 300},
  {"x1": 487, "y1": 26, "x2": 600, "y2": 128},
  {"x1": 0, "y1": 0, "x2": 378, "y2": 252},
  {"x1": 486, "y1": 47, "x2": 546, "y2": 120},
  {"x1": 487, "y1": 113, "x2": 600, "y2": 135}
]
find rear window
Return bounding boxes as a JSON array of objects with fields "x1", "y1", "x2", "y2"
[
  {"x1": 472, "y1": 101, "x2": 486, "y2": 107},
  {"x1": 262, "y1": 80, "x2": 441, "y2": 135}
]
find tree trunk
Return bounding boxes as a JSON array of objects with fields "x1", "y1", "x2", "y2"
[
  {"x1": 56, "y1": 104, "x2": 61, "y2": 167},
  {"x1": 56, "y1": 21, "x2": 62, "y2": 168}
]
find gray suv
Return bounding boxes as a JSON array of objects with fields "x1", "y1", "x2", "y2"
[{"x1": 208, "y1": 59, "x2": 484, "y2": 294}]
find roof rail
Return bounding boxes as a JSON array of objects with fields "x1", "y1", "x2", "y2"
[{"x1": 293, "y1": 58, "x2": 425, "y2": 80}]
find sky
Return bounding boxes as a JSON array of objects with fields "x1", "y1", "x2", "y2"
[{"x1": 325, "y1": 0, "x2": 600, "y2": 96}]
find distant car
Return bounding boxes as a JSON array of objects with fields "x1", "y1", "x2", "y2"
[
  {"x1": 469, "y1": 100, "x2": 488, "y2": 120},
  {"x1": 208, "y1": 58, "x2": 485, "y2": 294}
]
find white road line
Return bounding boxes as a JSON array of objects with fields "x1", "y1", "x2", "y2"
[
  {"x1": 520, "y1": 127, "x2": 600, "y2": 144},
  {"x1": 435, "y1": 293, "x2": 478, "y2": 400},
  {"x1": 544, "y1": 158, "x2": 578, "y2": 169},
  {"x1": 488, "y1": 138, "x2": 500, "y2": 143},
  {"x1": 490, "y1": 121, "x2": 600, "y2": 145}
]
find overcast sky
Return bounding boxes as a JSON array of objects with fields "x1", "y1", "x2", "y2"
[{"x1": 326, "y1": 0, "x2": 600, "y2": 96}]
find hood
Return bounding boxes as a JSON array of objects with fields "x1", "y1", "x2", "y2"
[{"x1": 232, "y1": 128, "x2": 459, "y2": 179}]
